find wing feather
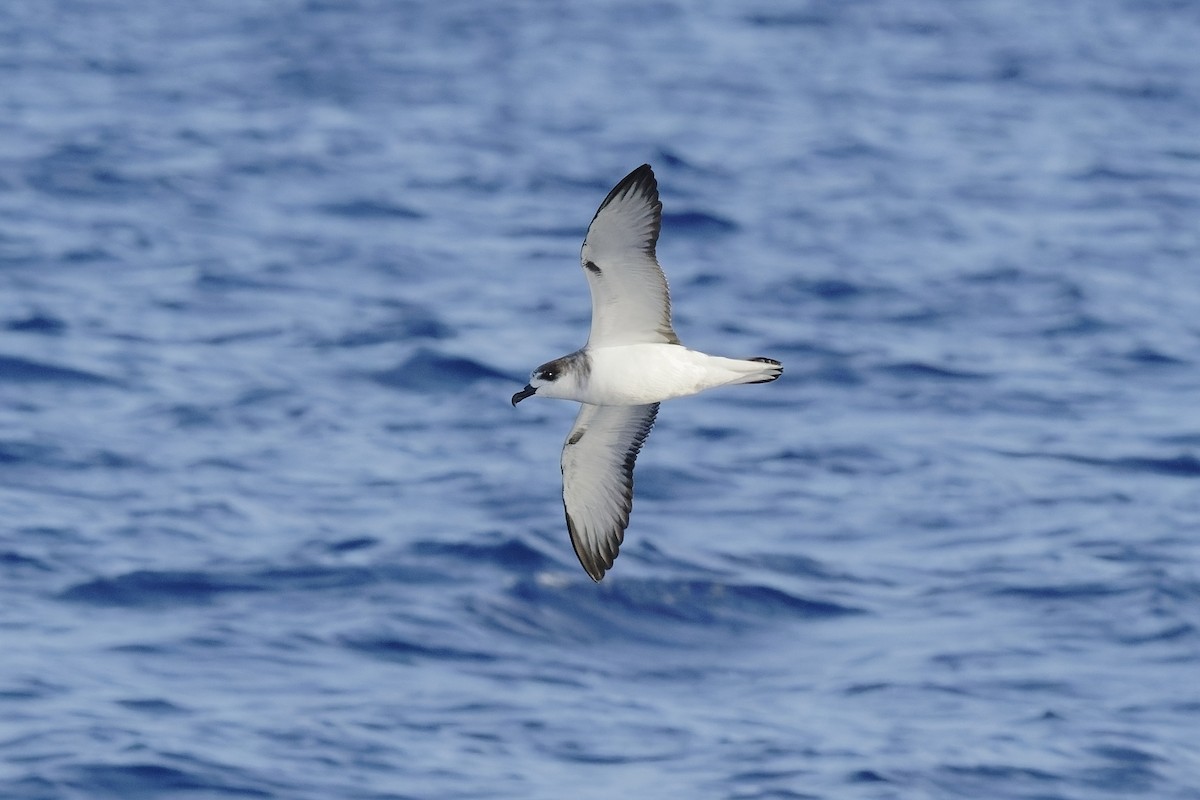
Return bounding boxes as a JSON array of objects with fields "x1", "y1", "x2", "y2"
[
  {"x1": 580, "y1": 165, "x2": 680, "y2": 347},
  {"x1": 560, "y1": 403, "x2": 659, "y2": 581}
]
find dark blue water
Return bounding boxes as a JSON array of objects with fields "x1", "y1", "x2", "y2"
[{"x1": 3, "y1": 1, "x2": 1200, "y2": 798}]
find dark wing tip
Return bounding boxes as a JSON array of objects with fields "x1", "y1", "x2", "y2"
[
  {"x1": 566, "y1": 514, "x2": 620, "y2": 582},
  {"x1": 594, "y1": 164, "x2": 659, "y2": 217},
  {"x1": 583, "y1": 165, "x2": 664, "y2": 262}
]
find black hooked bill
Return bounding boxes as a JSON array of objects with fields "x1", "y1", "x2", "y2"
[{"x1": 511, "y1": 385, "x2": 536, "y2": 406}]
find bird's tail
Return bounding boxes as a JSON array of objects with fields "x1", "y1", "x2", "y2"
[{"x1": 718, "y1": 356, "x2": 783, "y2": 386}]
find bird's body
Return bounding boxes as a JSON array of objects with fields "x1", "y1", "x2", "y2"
[
  {"x1": 536, "y1": 344, "x2": 780, "y2": 406},
  {"x1": 512, "y1": 164, "x2": 781, "y2": 581}
]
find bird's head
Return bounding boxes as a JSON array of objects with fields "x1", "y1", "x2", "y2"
[{"x1": 511, "y1": 355, "x2": 585, "y2": 405}]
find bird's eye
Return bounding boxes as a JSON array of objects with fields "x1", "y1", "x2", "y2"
[{"x1": 542, "y1": 370, "x2": 558, "y2": 381}]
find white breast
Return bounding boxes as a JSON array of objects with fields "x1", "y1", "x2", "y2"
[{"x1": 582, "y1": 344, "x2": 728, "y2": 405}]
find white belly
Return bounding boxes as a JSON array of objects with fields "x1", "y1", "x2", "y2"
[{"x1": 583, "y1": 344, "x2": 738, "y2": 405}]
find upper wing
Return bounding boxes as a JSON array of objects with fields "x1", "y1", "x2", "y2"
[
  {"x1": 561, "y1": 402, "x2": 659, "y2": 581},
  {"x1": 579, "y1": 165, "x2": 680, "y2": 347}
]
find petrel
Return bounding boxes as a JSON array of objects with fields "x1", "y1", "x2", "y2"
[{"x1": 512, "y1": 165, "x2": 782, "y2": 581}]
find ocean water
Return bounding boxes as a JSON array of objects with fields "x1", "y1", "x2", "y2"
[{"x1": 3, "y1": 0, "x2": 1200, "y2": 798}]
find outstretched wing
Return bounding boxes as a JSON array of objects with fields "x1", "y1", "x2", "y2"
[
  {"x1": 560, "y1": 402, "x2": 659, "y2": 581},
  {"x1": 579, "y1": 165, "x2": 680, "y2": 347}
]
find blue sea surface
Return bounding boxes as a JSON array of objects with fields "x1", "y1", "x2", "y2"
[{"x1": 3, "y1": 1, "x2": 1200, "y2": 798}]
